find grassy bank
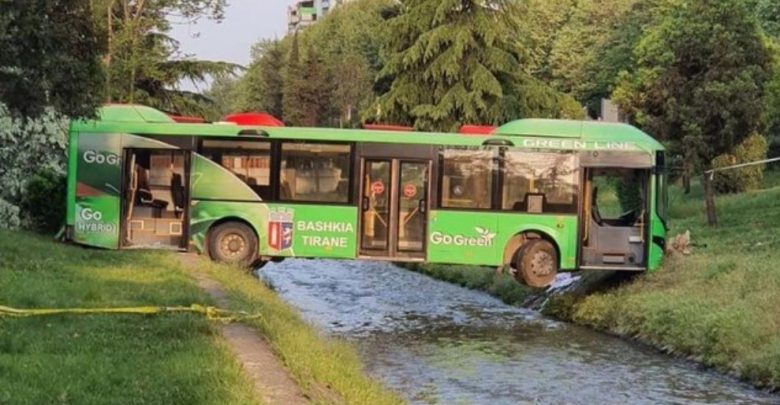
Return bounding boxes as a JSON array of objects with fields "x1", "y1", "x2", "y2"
[
  {"x1": 402, "y1": 172, "x2": 780, "y2": 390},
  {"x1": 403, "y1": 263, "x2": 532, "y2": 306},
  {"x1": 546, "y1": 174, "x2": 780, "y2": 389},
  {"x1": 0, "y1": 231, "x2": 258, "y2": 404},
  {"x1": 0, "y1": 231, "x2": 403, "y2": 404},
  {"x1": 204, "y1": 262, "x2": 404, "y2": 405}
]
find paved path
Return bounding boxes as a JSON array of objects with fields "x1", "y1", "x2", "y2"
[{"x1": 181, "y1": 254, "x2": 307, "y2": 405}]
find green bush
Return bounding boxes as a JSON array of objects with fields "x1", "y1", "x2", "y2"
[
  {"x1": 0, "y1": 198, "x2": 21, "y2": 230},
  {"x1": 20, "y1": 169, "x2": 67, "y2": 233},
  {"x1": 617, "y1": 175, "x2": 642, "y2": 213},
  {"x1": 712, "y1": 133, "x2": 769, "y2": 193},
  {"x1": 0, "y1": 103, "x2": 68, "y2": 232},
  {"x1": 768, "y1": 134, "x2": 780, "y2": 161}
]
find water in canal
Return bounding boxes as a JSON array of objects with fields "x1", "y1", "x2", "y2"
[{"x1": 259, "y1": 259, "x2": 779, "y2": 405}]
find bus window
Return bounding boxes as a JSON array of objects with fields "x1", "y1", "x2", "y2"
[
  {"x1": 201, "y1": 139, "x2": 272, "y2": 199},
  {"x1": 502, "y1": 151, "x2": 578, "y2": 214},
  {"x1": 592, "y1": 169, "x2": 645, "y2": 224},
  {"x1": 279, "y1": 142, "x2": 352, "y2": 203},
  {"x1": 439, "y1": 148, "x2": 493, "y2": 209}
]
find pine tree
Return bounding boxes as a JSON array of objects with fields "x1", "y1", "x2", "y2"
[
  {"x1": 298, "y1": 47, "x2": 330, "y2": 127},
  {"x1": 378, "y1": 0, "x2": 521, "y2": 132},
  {"x1": 235, "y1": 40, "x2": 285, "y2": 117},
  {"x1": 259, "y1": 42, "x2": 286, "y2": 119},
  {"x1": 282, "y1": 33, "x2": 309, "y2": 125}
]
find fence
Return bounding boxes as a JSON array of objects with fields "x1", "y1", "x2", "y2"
[{"x1": 702, "y1": 157, "x2": 780, "y2": 226}]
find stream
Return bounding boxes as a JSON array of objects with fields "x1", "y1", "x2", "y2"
[{"x1": 259, "y1": 259, "x2": 779, "y2": 404}]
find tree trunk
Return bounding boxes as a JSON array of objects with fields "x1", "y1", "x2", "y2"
[
  {"x1": 105, "y1": 1, "x2": 114, "y2": 103},
  {"x1": 703, "y1": 173, "x2": 718, "y2": 226},
  {"x1": 682, "y1": 168, "x2": 691, "y2": 194}
]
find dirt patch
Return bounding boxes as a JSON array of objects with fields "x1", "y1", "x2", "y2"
[{"x1": 181, "y1": 254, "x2": 307, "y2": 405}]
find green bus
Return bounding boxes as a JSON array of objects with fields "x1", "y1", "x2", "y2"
[{"x1": 65, "y1": 104, "x2": 668, "y2": 287}]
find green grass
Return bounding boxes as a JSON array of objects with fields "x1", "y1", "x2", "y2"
[
  {"x1": 548, "y1": 172, "x2": 780, "y2": 389},
  {"x1": 0, "y1": 231, "x2": 259, "y2": 404},
  {"x1": 402, "y1": 263, "x2": 532, "y2": 305},
  {"x1": 203, "y1": 262, "x2": 405, "y2": 405}
]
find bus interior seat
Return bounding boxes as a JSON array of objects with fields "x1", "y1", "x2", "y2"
[
  {"x1": 134, "y1": 164, "x2": 169, "y2": 213},
  {"x1": 512, "y1": 193, "x2": 546, "y2": 213},
  {"x1": 280, "y1": 180, "x2": 292, "y2": 200},
  {"x1": 171, "y1": 172, "x2": 185, "y2": 218}
]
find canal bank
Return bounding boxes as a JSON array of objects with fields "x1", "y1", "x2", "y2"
[
  {"x1": 403, "y1": 179, "x2": 780, "y2": 392},
  {"x1": 0, "y1": 230, "x2": 402, "y2": 405},
  {"x1": 260, "y1": 258, "x2": 778, "y2": 404},
  {"x1": 544, "y1": 180, "x2": 780, "y2": 392}
]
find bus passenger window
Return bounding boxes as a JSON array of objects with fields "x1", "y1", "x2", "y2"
[
  {"x1": 201, "y1": 139, "x2": 272, "y2": 199},
  {"x1": 440, "y1": 148, "x2": 493, "y2": 209},
  {"x1": 502, "y1": 151, "x2": 578, "y2": 214},
  {"x1": 279, "y1": 142, "x2": 351, "y2": 203}
]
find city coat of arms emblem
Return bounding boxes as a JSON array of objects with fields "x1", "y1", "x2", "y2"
[{"x1": 268, "y1": 210, "x2": 293, "y2": 250}]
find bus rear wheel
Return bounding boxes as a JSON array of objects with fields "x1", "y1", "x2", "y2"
[
  {"x1": 208, "y1": 222, "x2": 258, "y2": 267},
  {"x1": 514, "y1": 239, "x2": 558, "y2": 288}
]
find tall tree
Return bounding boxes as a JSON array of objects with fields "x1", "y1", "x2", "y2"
[
  {"x1": 282, "y1": 33, "x2": 308, "y2": 125},
  {"x1": 753, "y1": 0, "x2": 780, "y2": 38},
  {"x1": 0, "y1": 0, "x2": 104, "y2": 117},
  {"x1": 203, "y1": 75, "x2": 239, "y2": 120},
  {"x1": 330, "y1": 52, "x2": 373, "y2": 127},
  {"x1": 297, "y1": 48, "x2": 330, "y2": 127},
  {"x1": 518, "y1": 0, "x2": 578, "y2": 84},
  {"x1": 303, "y1": 0, "x2": 393, "y2": 125},
  {"x1": 378, "y1": 0, "x2": 522, "y2": 131},
  {"x1": 614, "y1": 0, "x2": 773, "y2": 170},
  {"x1": 234, "y1": 40, "x2": 285, "y2": 117},
  {"x1": 93, "y1": 0, "x2": 239, "y2": 115},
  {"x1": 545, "y1": 0, "x2": 639, "y2": 116}
]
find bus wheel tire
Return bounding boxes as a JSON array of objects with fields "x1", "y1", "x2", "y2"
[
  {"x1": 515, "y1": 239, "x2": 558, "y2": 288},
  {"x1": 208, "y1": 222, "x2": 258, "y2": 267}
]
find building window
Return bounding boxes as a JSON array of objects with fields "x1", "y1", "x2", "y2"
[
  {"x1": 439, "y1": 148, "x2": 494, "y2": 209},
  {"x1": 201, "y1": 139, "x2": 272, "y2": 199},
  {"x1": 280, "y1": 142, "x2": 351, "y2": 203},
  {"x1": 502, "y1": 150, "x2": 578, "y2": 214}
]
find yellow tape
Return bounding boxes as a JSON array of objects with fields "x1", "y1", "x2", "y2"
[{"x1": 0, "y1": 304, "x2": 262, "y2": 323}]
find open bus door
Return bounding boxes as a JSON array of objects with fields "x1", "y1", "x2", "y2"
[
  {"x1": 580, "y1": 165, "x2": 651, "y2": 271},
  {"x1": 121, "y1": 149, "x2": 190, "y2": 250}
]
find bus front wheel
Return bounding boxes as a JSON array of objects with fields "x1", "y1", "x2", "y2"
[
  {"x1": 208, "y1": 222, "x2": 258, "y2": 267},
  {"x1": 514, "y1": 239, "x2": 558, "y2": 288}
]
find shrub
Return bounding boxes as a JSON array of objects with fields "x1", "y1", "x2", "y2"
[
  {"x1": 617, "y1": 175, "x2": 642, "y2": 212},
  {"x1": 20, "y1": 169, "x2": 67, "y2": 233},
  {"x1": 712, "y1": 133, "x2": 769, "y2": 193},
  {"x1": 768, "y1": 134, "x2": 780, "y2": 162},
  {"x1": 0, "y1": 103, "x2": 68, "y2": 232},
  {"x1": 0, "y1": 198, "x2": 22, "y2": 230},
  {"x1": 711, "y1": 153, "x2": 740, "y2": 193}
]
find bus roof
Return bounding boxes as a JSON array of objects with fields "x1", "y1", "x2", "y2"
[{"x1": 72, "y1": 105, "x2": 665, "y2": 153}]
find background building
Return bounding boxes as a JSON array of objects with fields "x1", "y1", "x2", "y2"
[{"x1": 288, "y1": 0, "x2": 353, "y2": 32}]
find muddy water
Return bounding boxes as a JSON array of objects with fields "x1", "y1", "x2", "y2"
[{"x1": 260, "y1": 259, "x2": 778, "y2": 404}]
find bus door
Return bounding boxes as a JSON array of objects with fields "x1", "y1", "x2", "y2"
[
  {"x1": 359, "y1": 159, "x2": 430, "y2": 260},
  {"x1": 580, "y1": 167, "x2": 650, "y2": 270},
  {"x1": 121, "y1": 149, "x2": 190, "y2": 250}
]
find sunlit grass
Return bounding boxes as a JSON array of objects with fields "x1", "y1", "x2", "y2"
[
  {"x1": 552, "y1": 173, "x2": 780, "y2": 389},
  {"x1": 202, "y1": 261, "x2": 405, "y2": 405},
  {"x1": 0, "y1": 231, "x2": 259, "y2": 404}
]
